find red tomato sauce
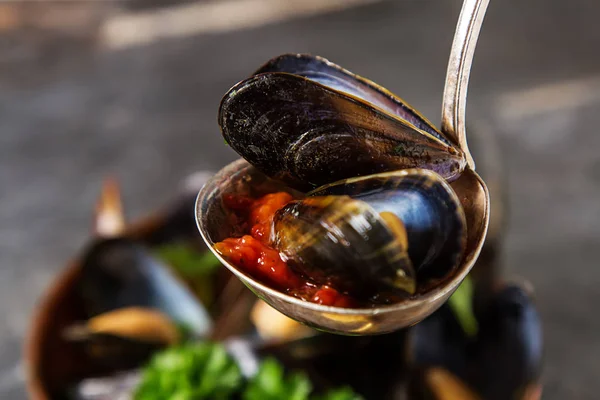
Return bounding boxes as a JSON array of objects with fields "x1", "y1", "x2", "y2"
[{"x1": 216, "y1": 192, "x2": 357, "y2": 308}]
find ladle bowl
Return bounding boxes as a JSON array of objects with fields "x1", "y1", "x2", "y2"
[
  {"x1": 195, "y1": 159, "x2": 488, "y2": 335},
  {"x1": 196, "y1": 0, "x2": 491, "y2": 334}
]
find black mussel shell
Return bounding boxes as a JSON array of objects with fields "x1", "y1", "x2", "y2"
[
  {"x1": 408, "y1": 282, "x2": 543, "y2": 400},
  {"x1": 219, "y1": 71, "x2": 465, "y2": 192},
  {"x1": 469, "y1": 284, "x2": 543, "y2": 400},
  {"x1": 77, "y1": 237, "x2": 212, "y2": 337},
  {"x1": 273, "y1": 195, "x2": 416, "y2": 301},
  {"x1": 254, "y1": 53, "x2": 451, "y2": 146},
  {"x1": 408, "y1": 303, "x2": 470, "y2": 382},
  {"x1": 310, "y1": 169, "x2": 467, "y2": 283},
  {"x1": 271, "y1": 169, "x2": 466, "y2": 301}
]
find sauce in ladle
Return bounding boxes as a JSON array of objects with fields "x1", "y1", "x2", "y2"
[{"x1": 215, "y1": 192, "x2": 356, "y2": 308}]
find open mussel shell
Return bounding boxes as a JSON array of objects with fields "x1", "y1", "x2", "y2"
[
  {"x1": 309, "y1": 170, "x2": 466, "y2": 284},
  {"x1": 196, "y1": 159, "x2": 489, "y2": 335},
  {"x1": 63, "y1": 307, "x2": 182, "y2": 369},
  {"x1": 77, "y1": 237, "x2": 212, "y2": 337},
  {"x1": 255, "y1": 53, "x2": 449, "y2": 145},
  {"x1": 271, "y1": 169, "x2": 466, "y2": 302},
  {"x1": 65, "y1": 307, "x2": 181, "y2": 343},
  {"x1": 469, "y1": 283, "x2": 543, "y2": 400},
  {"x1": 407, "y1": 281, "x2": 543, "y2": 400},
  {"x1": 219, "y1": 71, "x2": 465, "y2": 193}
]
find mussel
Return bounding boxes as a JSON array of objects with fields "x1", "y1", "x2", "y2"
[
  {"x1": 68, "y1": 179, "x2": 213, "y2": 367},
  {"x1": 407, "y1": 281, "x2": 543, "y2": 400},
  {"x1": 220, "y1": 54, "x2": 466, "y2": 193},
  {"x1": 271, "y1": 169, "x2": 466, "y2": 301},
  {"x1": 77, "y1": 237, "x2": 212, "y2": 335}
]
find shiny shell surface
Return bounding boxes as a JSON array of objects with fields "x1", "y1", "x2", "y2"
[
  {"x1": 273, "y1": 195, "x2": 416, "y2": 302},
  {"x1": 255, "y1": 53, "x2": 451, "y2": 145},
  {"x1": 271, "y1": 169, "x2": 467, "y2": 301},
  {"x1": 219, "y1": 54, "x2": 466, "y2": 192}
]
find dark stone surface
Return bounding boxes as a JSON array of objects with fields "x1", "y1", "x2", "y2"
[{"x1": 2, "y1": 0, "x2": 600, "y2": 398}]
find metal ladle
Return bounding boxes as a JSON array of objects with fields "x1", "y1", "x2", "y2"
[{"x1": 196, "y1": 0, "x2": 491, "y2": 335}]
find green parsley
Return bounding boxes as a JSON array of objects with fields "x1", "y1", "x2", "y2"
[
  {"x1": 242, "y1": 358, "x2": 312, "y2": 400},
  {"x1": 314, "y1": 387, "x2": 364, "y2": 400},
  {"x1": 155, "y1": 243, "x2": 222, "y2": 278},
  {"x1": 134, "y1": 342, "x2": 364, "y2": 400},
  {"x1": 155, "y1": 243, "x2": 222, "y2": 306},
  {"x1": 134, "y1": 342, "x2": 243, "y2": 400},
  {"x1": 447, "y1": 275, "x2": 478, "y2": 337}
]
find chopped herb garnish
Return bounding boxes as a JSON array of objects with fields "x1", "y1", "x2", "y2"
[
  {"x1": 134, "y1": 342, "x2": 243, "y2": 399},
  {"x1": 155, "y1": 243, "x2": 223, "y2": 307},
  {"x1": 242, "y1": 357, "x2": 312, "y2": 400},
  {"x1": 448, "y1": 275, "x2": 479, "y2": 337},
  {"x1": 314, "y1": 387, "x2": 365, "y2": 400},
  {"x1": 155, "y1": 243, "x2": 222, "y2": 278},
  {"x1": 134, "y1": 341, "x2": 363, "y2": 399}
]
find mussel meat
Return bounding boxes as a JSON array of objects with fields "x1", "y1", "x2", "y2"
[
  {"x1": 250, "y1": 299, "x2": 315, "y2": 343},
  {"x1": 408, "y1": 367, "x2": 481, "y2": 400},
  {"x1": 219, "y1": 54, "x2": 466, "y2": 192},
  {"x1": 271, "y1": 169, "x2": 466, "y2": 302},
  {"x1": 64, "y1": 307, "x2": 183, "y2": 369},
  {"x1": 66, "y1": 307, "x2": 181, "y2": 345}
]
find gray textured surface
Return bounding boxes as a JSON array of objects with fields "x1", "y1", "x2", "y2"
[{"x1": 2, "y1": 0, "x2": 600, "y2": 398}]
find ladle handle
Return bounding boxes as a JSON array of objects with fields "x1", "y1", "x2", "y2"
[{"x1": 441, "y1": 0, "x2": 490, "y2": 170}]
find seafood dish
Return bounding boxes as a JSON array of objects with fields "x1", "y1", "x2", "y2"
[{"x1": 27, "y1": 54, "x2": 542, "y2": 400}]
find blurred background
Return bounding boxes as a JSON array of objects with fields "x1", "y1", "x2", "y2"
[{"x1": 1, "y1": 0, "x2": 600, "y2": 398}]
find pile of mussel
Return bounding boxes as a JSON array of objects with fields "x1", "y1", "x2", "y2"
[
  {"x1": 60, "y1": 178, "x2": 314, "y2": 397},
  {"x1": 212, "y1": 53, "x2": 472, "y2": 305},
  {"x1": 42, "y1": 54, "x2": 543, "y2": 400},
  {"x1": 51, "y1": 163, "x2": 541, "y2": 400}
]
